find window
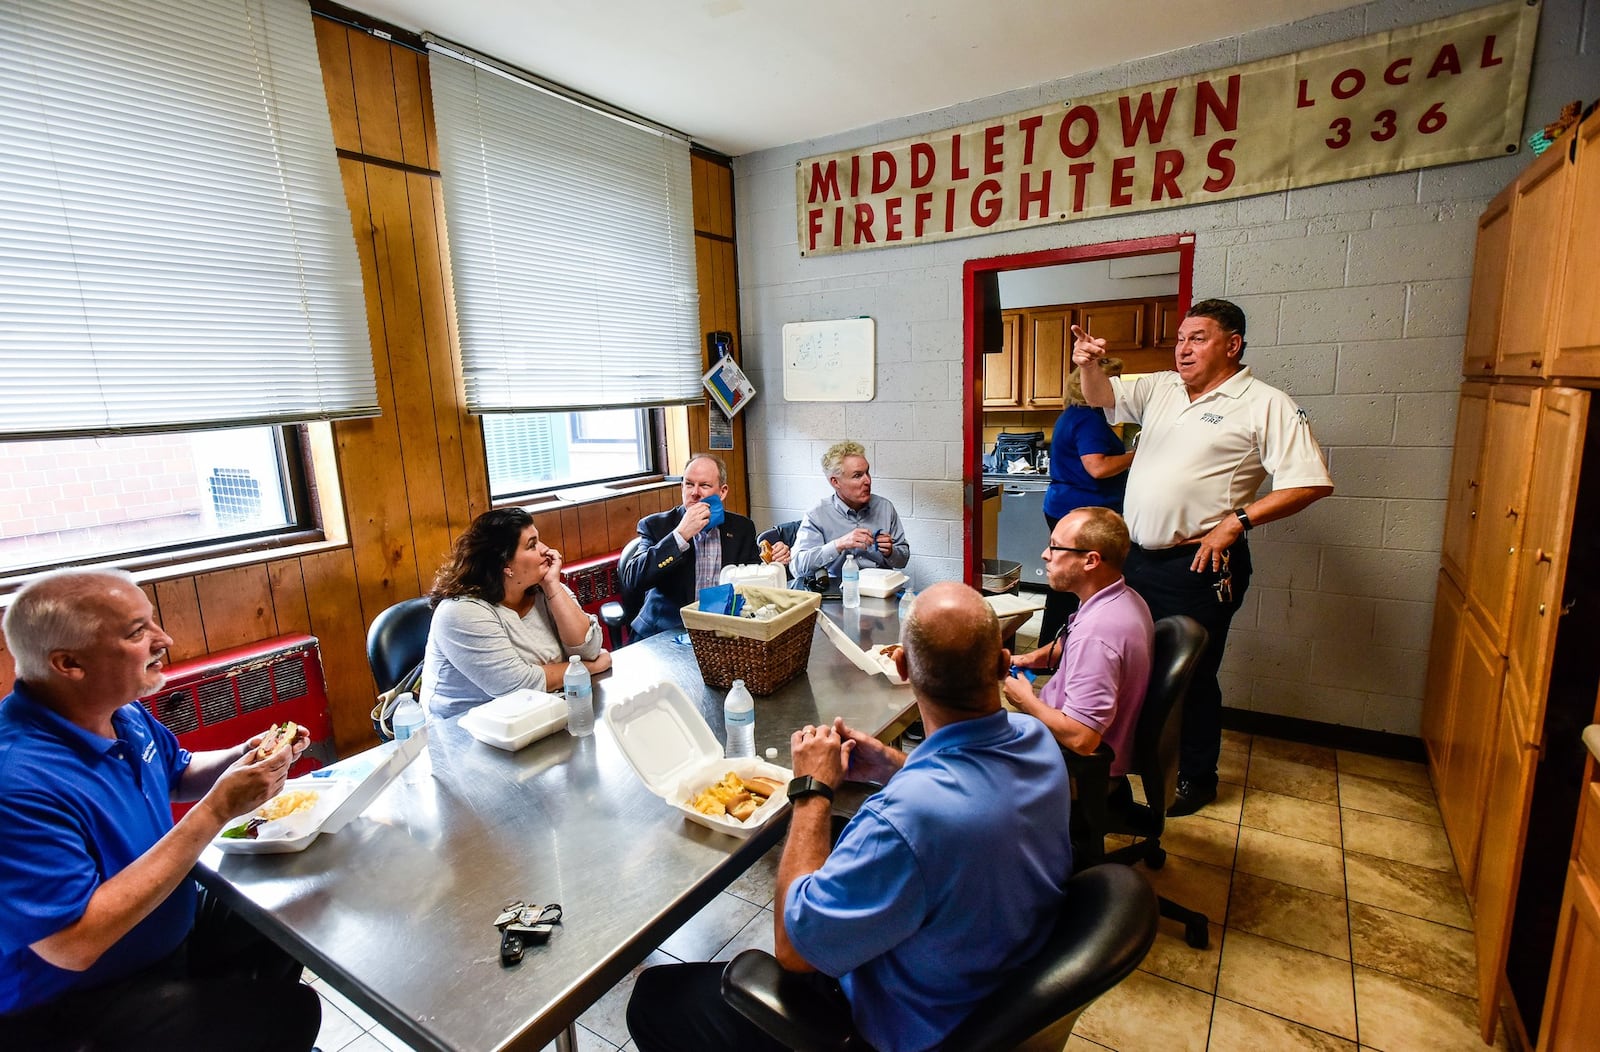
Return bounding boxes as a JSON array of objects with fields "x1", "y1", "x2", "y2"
[
  {"x1": 484, "y1": 409, "x2": 657, "y2": 502},
  {"x1": 0, "y1": 426, "x2": 309, "y2": 576}
]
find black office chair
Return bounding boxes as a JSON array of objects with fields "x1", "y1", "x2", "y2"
[
  {"x1": 365, "y1": 596, "x2": 434, "y2": 693},
  {"x1": 1066, "y1": 614, "x2": 1212, "y2": 949},
  {"x1": 720, "y1": 865, "x2": 1158, "y2": 1052},
  {"x1": 600, "y1": 536, "x2": 645, "y2": 649},
  {"x1": 757, "y1": 519, "x2": 801, "y2": 551}
]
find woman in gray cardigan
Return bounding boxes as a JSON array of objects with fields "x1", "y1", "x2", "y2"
[{"x1": 421, "y1": 508, "x2": 611, "y2": 720}]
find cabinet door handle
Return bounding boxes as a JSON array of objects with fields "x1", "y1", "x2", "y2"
[
  {"x1": 1531, "y1": 359, "x2": 1543, "y2": 370},
  {"x1": 1506, "y1": 507, "x2": 1519, "y2": 518},
  {"x1": 1536, "y1": 548, "x2": 1553, "y2": 564}
]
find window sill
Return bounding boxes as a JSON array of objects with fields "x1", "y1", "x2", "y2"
[{"x1": 500, "y1": 476, "x2": 678, "y2": 511}]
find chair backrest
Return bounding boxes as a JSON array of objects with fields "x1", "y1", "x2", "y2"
[
  {"x1": 613, "y1": 535, "x2": 647, "y2": 627},
  {"x1": 1131, "y1": 615, "x2": 1209, "y2": 816},
  {"x1": 365, "y1": 596, "x2": 435, "y2": 693},
  {"x1": 758, "y1": 520, "x2": 801, "y2": 550}
]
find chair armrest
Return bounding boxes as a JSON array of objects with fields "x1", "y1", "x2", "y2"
[
  {"x1": 720, "y1": 950, "x2": 864, "y2": 1052},
  {"x1": 1064, "y1": 745, "x2": 1113, "y2": 867}
]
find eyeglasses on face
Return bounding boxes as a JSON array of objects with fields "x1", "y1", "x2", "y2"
[{"x1": 1046, "y1": 545, "x2": 1096, "y2": 556}]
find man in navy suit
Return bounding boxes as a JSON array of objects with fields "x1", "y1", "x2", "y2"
[{"x1": 621, "y1": 454, "x2": 790, "y2": 640}]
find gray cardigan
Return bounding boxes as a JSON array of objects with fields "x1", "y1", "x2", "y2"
[{"x1": 420, "y1": 590, "x2": 603, "y2": 720}]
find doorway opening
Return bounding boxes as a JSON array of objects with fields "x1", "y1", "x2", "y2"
[{"x1": 961, "y1": 234, "x2": 1195, "y2": 585}]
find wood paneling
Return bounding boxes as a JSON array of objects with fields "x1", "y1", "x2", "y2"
[
  {"x1": 1464, "y1": 183, "x2": 1514, "y2": 377},
  {"x1": 1499, "y1": 144, "x2": 1574, "y2": 378}
]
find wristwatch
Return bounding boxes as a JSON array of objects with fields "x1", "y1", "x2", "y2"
[
  {"x1": 1233, "y1": 507, "x2": 1253, "y2": 532},
  {"x1": 787, "y1": 775, "x2": 835, "y2": 804}
]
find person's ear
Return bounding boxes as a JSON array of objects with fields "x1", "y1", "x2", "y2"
[
  {"x1": 1227, "y1": 333, "x2": 1243, "y2": 359},
  {"x1": 997, "y1": 648, "x2": 1012, "y2": 680},
  {"x1": 48, "y1": 648, "x2": 88, "y2": 681},
  {"x1": 893, "y1": 647, "x2": 909, "y2": 681}
]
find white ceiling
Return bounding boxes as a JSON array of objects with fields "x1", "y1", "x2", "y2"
[{"x1": 340, "y1": 0, "x2": 1370, "y2": 156}]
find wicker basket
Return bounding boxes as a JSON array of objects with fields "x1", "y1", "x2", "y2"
[{"x1": 679, "y1": 586, "x2": 821, "y2": 695}]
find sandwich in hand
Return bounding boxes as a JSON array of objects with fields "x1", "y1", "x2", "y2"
[{"x1": 255, "y1": 721, "x2": 300, "y2": 762}]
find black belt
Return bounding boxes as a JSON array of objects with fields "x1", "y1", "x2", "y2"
[{"x1": 1132, "y1": 537, "x2": 1248, "y2": 561}]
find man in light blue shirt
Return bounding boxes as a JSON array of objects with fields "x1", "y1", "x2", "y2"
[
  {"x1": 626, "y1": 582, "x2": 1072, "y2": 1052},
  {"x1": 791, "y1": 441, "x2": 910, "y2": 581}
]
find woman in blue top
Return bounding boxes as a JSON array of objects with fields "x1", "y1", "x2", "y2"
[{"x1": 1038, "y1": 358, "x2": 1135, "y2": 643}]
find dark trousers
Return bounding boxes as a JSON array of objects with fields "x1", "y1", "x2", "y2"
[
  {"x1": 1124, "y1": 539, "x2": 1252, "y2": 788},
  {"x1": 1, "y1": 886, "x2": 320, "y2": 1052},
  {"x1": 627, "y1": 960, "x2": 851, "y2": 1052}
]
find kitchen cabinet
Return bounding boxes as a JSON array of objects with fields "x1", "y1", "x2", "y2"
[
  {"x1": 1537, "y1": 763, "x2": 1600, "y2": 1051},
  {"x1": 1463, "y1": 385, "x2": 1537, "y2": 652},
  {"x1": 1024, "y1": 308, "x2": 1071, "y2": 409},
  {"x1": 1463, "y1": 182, "x2": 1514, "y2": 378},
  {"x1": 1079, "y1": 301, "x2": 1144, "y2": 352},
  {"x1": 983, "y1": 313, "x2": 1023, "y2": 408},
  {"x1": 1553, "y1": 113, "x2": 1600, "y2": 379},
  {"x1": 1437, "y1": 605, "x2": 1506, "y2": 895},
  {"x1": 1500, "y1": 143, "x2": 1575, "y2": 379},
  {"x1": 1421, "y1": 571, "x2": 1464, "y2": 782},
  {"x1": 1440, "y1": 384, "x2": 1489, "y2": 585}
]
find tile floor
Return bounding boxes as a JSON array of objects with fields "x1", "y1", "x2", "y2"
[{"x1": 309, "y1": 727, "x2": 1502, "y2": 1052}]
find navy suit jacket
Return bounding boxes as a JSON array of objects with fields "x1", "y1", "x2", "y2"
[{"x1": 621, "y1": 506, "x2": 761, "y2": 639}]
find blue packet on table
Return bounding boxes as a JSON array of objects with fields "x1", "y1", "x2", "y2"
[
  {"x1": 698, "y1": 583, "x2": 735, "y2": 616},
  {"x1": 1009, "y1": 666, "x2": 1037, "y2": 684}
]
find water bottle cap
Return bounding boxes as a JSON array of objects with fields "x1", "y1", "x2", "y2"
[
  {"x1": 568, "y1": 655, "x2": 582, "y2": 664},
  {"x1": 732, "y1": 679, "x2": 744, "y2": 687}
]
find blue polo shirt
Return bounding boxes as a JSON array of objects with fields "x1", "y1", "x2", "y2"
[
  {"x1": 784, "y1": 711, "x2": 1072, "y2": 1052},
  {"x1": 1043, "y1": 405, "x2": 1127, "y2": 519},
  {"x1": 0, "y1": 682, "x2": 194, "y2": 1015}
]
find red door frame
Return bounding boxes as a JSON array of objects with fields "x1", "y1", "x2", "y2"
[{"x1": 960, "y1": 233, "x2": 1196, "y2": 587}]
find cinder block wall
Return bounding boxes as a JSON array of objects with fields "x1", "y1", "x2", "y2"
[{"x1": 733, "y1": 0, "x2": 1600, "y2": 736}]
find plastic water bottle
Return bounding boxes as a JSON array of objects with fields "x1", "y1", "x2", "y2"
[
  {"x1": 564, "y1": 656, "x2": 594, "y2": 737},
  {"x1": 898, "y1": 588, "x2": 915, "y2": 623},
  {"x1": 391, "y1": 693, "x2": 428, "y2": 783},
  {"x1": 841, "y1": 554, "x2": 860, "y2": 609},
  {"x1": 724, "y1": 679, "x2": 755, "y2": 758}
]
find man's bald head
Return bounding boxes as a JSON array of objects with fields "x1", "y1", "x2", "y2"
[
  {"x1": 3, "y1": 569, "x2": 143, "y2": 682},
  {"x1": 900, "y1": 581, "x2": 1005, "y2": 714}
]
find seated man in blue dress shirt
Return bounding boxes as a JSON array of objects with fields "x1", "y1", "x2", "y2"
[
  {"x1": 790, "y1": 441, "x2": 911, "y2": 583},
  {"x1": 0, "y1": 569, "x2": 320, "y2": 1052},
  {"x1": 626, "y1": 582, "x2": 1073, "y2": 1052}
]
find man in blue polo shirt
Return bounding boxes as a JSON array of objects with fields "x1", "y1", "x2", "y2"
[
  {"x1": 627, "y1": 582, "x2": 1073, "y2": 1052},
  {"x1": 0, "y1": 569, "x2": 320, "y2": 1051}
]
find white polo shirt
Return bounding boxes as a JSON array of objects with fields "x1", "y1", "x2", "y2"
[{"x1": 1109, "y1": 367, "x2": 1333, "y2": 549}]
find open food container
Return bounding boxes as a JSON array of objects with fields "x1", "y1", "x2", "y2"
[
  {"x1": 858, "y1": 568, "x2": 909, "y2": 599},
  {"x1": 460, "y1": 689, "x2": 567, "y2": 751},
  {"x1": 605, "y1": 681, "x2": 792, "y2": 839},
  {"x1": 211, "y1": 733, "x2": 426, "y2": 854},
  {"x1": 679, "y1": 586, "x2": 821, "y2": 695}
]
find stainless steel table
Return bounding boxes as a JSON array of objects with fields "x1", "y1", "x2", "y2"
[{"x1": 197, "y1": 597, "x2": 913, "y2": 1052}]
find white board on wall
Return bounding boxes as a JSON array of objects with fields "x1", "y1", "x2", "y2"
[{"x1": 782, "y1": 318, "x2": 875, "y2": 401}]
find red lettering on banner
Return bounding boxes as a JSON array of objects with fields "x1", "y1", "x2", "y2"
[
  {"x1": 1152, "y1": 151, "x2": 1184, "y2": 201},
  {"x1": 1018, "y1": 171, "x2": 1052, "y2": 220},
  {"x1": 1017, "y1": 115, "x2": 1045, "y2": 165},
  {"x1": 1067, "y1": 163, "x2": 1094, "y2": 212},
  {"x1": 1058, "y1": 106, "x2": 1099, "y2": 158},
  {"x1": 1118, "y1": 87, "x2": 1177, "y2": 147},
  {"x1": 853, "y1": 204, "x2": 876, "y2": 245},
  {"x1": 1203, "y1": 139, "x2": 1236, "y2": 193},
  {"x1": 984, "y1": 124, "x2": 1005, "y2": 174},
  {"x1": 913, "y1": 193, "x2": 934, "y2": 238},
  {"x1": 971, "y1": 180, "x2": 1002, "y2": 227},
  {"x1": 1109, "y1": 156, "x2": 1136, "y2": 207},
  {"x1": 807, "y1": 209, "x2": 822, "y2": 251},
  {"x1": 871, "y1": 152, "x2": 897, "y2": 194},
  {"x1": 808, "y1": 161, "x2": 840, "y2": 204},
  {"x1": 1332, "y1": 68, "x2": 1365, "y2": 99},
  {"x1": 950, "y1": 134, "x2": 970, "y2": 179},
  {"x1": 909, "y1": 142, "x2": 936, "y2": 188},
  {"x1": 849, "y1": 155, "x2": 861, "y2": 197},
  {"x1": 1194, "y1": 75, "x2": 1240, "y2": 135},
  {"x1": 884, "y1": 198, "x2": 903, "y2": 241},
  {"x1": 1297, "y1": 79, "x2": 1316, "y2": 108},
  {"x1": 1384, "y1": 57, "x2": 1412, "y2": 85},
  {"x1": 944, "y1": 188, "x2": 957, "y2": 232},
  {"x1": 1428, "y1": 43, "x2": 1462, "y2": 78},
  {"x1": 832, "y1": 207, "x2": 844, "y2": 248},
  {"x1": 1481, "y1": 35, "x2": 1502, "y2": 67}
]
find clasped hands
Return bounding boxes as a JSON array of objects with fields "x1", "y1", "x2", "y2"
[{"x1": 790, "y1": 717, "x2": 904, "y2": 790}]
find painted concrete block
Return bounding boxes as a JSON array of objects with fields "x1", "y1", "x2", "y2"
[{"x1": 1279, "y1": 284, "x2": 1408, "y2": 344}]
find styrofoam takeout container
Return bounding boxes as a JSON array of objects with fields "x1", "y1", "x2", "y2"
[
  {"x1": 460, "y1": 689, "x2": 567, "y2": 751},
  {"x1": 605, "y1": 680, "x2": 792, "y2": 838},
  {"x1": 211, "y1": 732, "x2": 426, "y2": 854},
  {"x1": 858, "y1": 568, "x2": 908, "y2": 599}
]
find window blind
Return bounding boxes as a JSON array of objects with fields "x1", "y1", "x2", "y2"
[
  {"x1": 427, "y1": 43, "x2": 702, "y2": 414},
  {"x1": 0, "y1": 0, "x2": 376, "y2": 438}
]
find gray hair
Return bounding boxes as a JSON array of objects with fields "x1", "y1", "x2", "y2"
[
  {"x1": 684, "y1": 452, "x2": 728, "y2": 487},
  {"x1": 3, "y1": 568, "x2": 141, "y2": 682},
  {"x1": 821, "y1": 440, "x2": 866, "y2": 479}
]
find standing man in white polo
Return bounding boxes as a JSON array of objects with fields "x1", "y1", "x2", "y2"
[{"x1": 1073, "y1": 298, "x2": 1333, "y2": 816}]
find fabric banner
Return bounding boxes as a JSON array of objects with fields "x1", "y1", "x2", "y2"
[{"x1": 796, "y1": 0, "x2": 1539, "y2": 256}]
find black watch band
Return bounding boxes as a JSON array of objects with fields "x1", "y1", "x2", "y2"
[
  {"x1": 1233, "y1": 508, "x2": 1252, "y2": 532},
  {"x1": 787, "y1": 775, "x2": 834, "y2": 803}
]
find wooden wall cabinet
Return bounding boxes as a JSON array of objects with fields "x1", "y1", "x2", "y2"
[
  {"x1": 1463, "y1": 385, "x2": 1538, "y2": 651},
  {"x1": 1500, "y1": 143, "x2": 1576, "y2": 378},
  {"x1": 1463, "y1": 183, "x2": 1514, "y2": 378},
  {"x1": 1553, "y1": 114, "x2": 1600, "y2": 379},
  {"x1": 1440, "y1": 383, "x2": 1489, "y2": 584},
  {"x1": 982, "y1": 313, "x2": 1022, "y2": 408},
  {"x1": 1537, "y1": 771, "x2": 1600, "y2": 1050},
  {"x1": 987, "y1": 295, "x2": 1177, "y2": 410},
  {"x1": 1024, "y1": 308, "x2": 1071, "y2": 409},
  {"x1": 1435, "y1": 604, "x2": 1507, "y2": 894}
]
